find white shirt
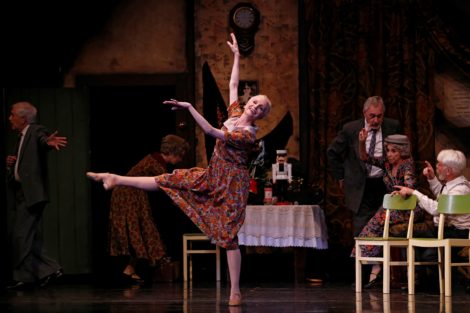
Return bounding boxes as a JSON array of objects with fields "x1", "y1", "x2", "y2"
[
  {"x1": 412, "y1": 175, "x2": 470, "y2": 229},
  {"x1": 14, "y1": 125, "x2": 30, "y2": 182}
]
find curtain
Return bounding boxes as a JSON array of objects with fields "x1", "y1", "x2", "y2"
[{"x1": 303, "y1": 0, "x2": 437, "y2": 252}]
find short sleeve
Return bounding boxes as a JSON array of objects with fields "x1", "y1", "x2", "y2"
[{"x1": 228, "y1": 101, "x2": 243, "y2": 118}]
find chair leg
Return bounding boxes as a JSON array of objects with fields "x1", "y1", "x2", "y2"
[
  {"x1": 438, "y1": 247, "x2": 444, "y2": 294},
  {"x1": 355, "y1": 242, "x2": 362, "y2": 293},
  {"x1": 408, "y1": 245, "x2": 415, "y2": 295},
  {"x1": 215, "y1": 246, "x2": 220, "y2": 281},
  {"x1": 183, "y1": 236, "x2": 188, "y2": 282},
  {"x1": 444, "y1": 245, "x2": 452, "y2": 297},
  {"x1": 383, "y1": 245, "x2": 390, "y2": 294},
  {"x1": 189, "y1": 240, "x2": 193, "y2": 281}
]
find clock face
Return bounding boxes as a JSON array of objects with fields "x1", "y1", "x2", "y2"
[{"x1": 233, "y1": 7, "x2": 256, "y2": 29}]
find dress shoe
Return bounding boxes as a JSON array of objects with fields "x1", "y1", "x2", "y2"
[
  {"x1": 120, "y1": 272, "x2": 144, "y2": 285},
  {"x1": 6, "y1": 281, "x2": 26, "y2": 290},
  {"x1": 6, "y1": 280, "x2": 36, "y2": 290},
  {"x1": 40, "y1": 269, "x2": 64, "y2": 288},
  {"x1": 363, "y1": 274, "x2": 382, "y2": 289}
]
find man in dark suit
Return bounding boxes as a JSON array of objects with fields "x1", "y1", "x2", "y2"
[
  {"x1": 6, "y1": 101, "x2": 67, "y2": 289},
  {"x1": 327, "y1": 96, "x2": 401, "y2": 236}
]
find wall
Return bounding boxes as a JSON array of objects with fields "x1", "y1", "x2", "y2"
[
  {"x1": 64, "y1": 0, "x2": 187, "y2": 86},
  {"x1": 66, "y1": 0, "x2": 300, "y2": 167},
  {"x1": 194, "y1": 0, "x2": 299, "y2": 165}
]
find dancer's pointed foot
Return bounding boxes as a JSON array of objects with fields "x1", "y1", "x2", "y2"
[{"x1": 86, "y1": 172, "x2": 117, "y2": 190}]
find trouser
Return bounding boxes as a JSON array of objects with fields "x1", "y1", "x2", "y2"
[
  {"x1": 353, "y1": 177, "x2": 386, "y2": 237},
  {"x1": 10, "y1": 185, "x2": 61, "y2": 283}
]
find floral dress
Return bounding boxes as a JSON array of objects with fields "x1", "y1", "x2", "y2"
[
  {"x1": 108, "y1": 153, "x2": 167, "y2": 265},
  {"x1": 352, "y1": 156, "x2": 425, "y2": 257},
  {"x1": 155, "y1": 101, "x2": 256, "y2": 250}
]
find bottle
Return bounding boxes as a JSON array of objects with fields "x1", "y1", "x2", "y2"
[{"x1": 264, "y1": 180, "x2": 273, "y2": 205}]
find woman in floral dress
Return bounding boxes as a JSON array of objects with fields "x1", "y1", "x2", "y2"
[
  {"x1": 108, "y1": 134, "x2": 189, "y2": 284},
  {"x1": 87, "y1": 33, "x2": 271, "y2": 306},
  {"x1": 352, "y1": 133, "x2": 426, "y2": 288}
]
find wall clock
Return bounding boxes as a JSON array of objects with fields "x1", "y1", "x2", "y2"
[{"x1": 229, "y1": 3, "x2": 260, "y2": 56}]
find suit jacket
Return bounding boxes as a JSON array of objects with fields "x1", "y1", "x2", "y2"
[
  {"x1": 8, "y1": 124, "x2": 52, "y2": 208},
  {"x1": 327, "y1": 117, "x2": 401, "y2": 213}
]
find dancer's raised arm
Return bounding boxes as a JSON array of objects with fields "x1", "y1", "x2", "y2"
[
  {"x1": 163, "y1": 99, "x2": 225, "y2": 140},
  {"x1": 227, "y1": 33, "x2": 240, "y2": 105}
]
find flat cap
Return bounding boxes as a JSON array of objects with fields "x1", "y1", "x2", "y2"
[{"x1": 384, "y1": 134, "x2": 409, "y2": 145}]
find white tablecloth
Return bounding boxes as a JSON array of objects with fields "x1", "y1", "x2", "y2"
[{"x1": 238, "y1": 205, "x2": 328, "y2": 249}]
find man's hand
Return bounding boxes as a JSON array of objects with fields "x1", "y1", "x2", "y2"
[
  {"x1": 338, "y1": 179, "x2": 344, "y2": 192},
  {"x1": 422, "y1": 160, "x2": 435, "y2": 180},
  {"x1": 47, "y1": 131, "x2": 67, "y2": 150},
  {"x1": 6, "y1": 155, "x2": 17, "y2": 168},
  {"x1": 392, "y1": 185, "x2": 414, "y2": 198},
  {"x1": 358, "y1": 128, "x2": 368, "y2": 143}
]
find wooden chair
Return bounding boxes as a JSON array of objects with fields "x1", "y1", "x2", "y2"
[
  {"x1": 408, "y1": 194, "x2": 470, "y2": 296},
  {"x1": 355, "y1": 194, "x2": 418, "y2": 293},
  {"x1": 182, "y1": 233, "x2": 221, "y2": 282}
]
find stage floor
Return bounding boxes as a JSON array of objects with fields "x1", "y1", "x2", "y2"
[{"x1": 1, "y1": 278, "x2": 469, "y2": 313}]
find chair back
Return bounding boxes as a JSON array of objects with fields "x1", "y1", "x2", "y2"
[
  {"x1": 436, "y1": 194, "x2": 470, "y2": 239},
  {"x1": 437, "y1": 195, "x2": 470, "y2": 214},
  {"x1": 382, "y1": 194, "x2": 417, "y2": 238},
  {"x1": 383, "y1": 194, "x2": 418, "y2": 211}
]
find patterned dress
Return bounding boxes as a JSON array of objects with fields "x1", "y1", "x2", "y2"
[
  {"x1": 108, "y1": 153, "x2": 167, "y2": 265},
  {"x1": 352, "y1": 156, "x2": 425, "y2": 257},
  {"x1": 155, "y1": 101, "x2": 256, "y2": 250}
]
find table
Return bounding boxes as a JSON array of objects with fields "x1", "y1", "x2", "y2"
[
  {"x1": 238, "y1": 204, "x2": 328, "y2": 249},
  {"x1": 238, "y1": 204, "x2": 328, "y2": 282}
]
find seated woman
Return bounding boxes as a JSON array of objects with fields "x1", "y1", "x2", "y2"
[{"x1": 351, "y1": 133, "x2": 426, "y2": 288}]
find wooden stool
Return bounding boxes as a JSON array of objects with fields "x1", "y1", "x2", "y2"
[{"x1": 182, "y1": 233, "x2": 221, "y2": 281}]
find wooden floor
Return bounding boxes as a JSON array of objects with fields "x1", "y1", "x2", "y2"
[{"x1": 1, "y1": 278, "x2": 469, "y2": 313}]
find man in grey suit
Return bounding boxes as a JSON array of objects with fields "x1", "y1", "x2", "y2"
[
  {"x1": 6, "y1": 101, "x2": 67, "y2": 289},
  {"x1": 327, "y1": 96, "x2": 401, "y2": 236}
]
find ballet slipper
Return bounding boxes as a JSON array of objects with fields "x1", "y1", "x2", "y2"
[
  {"x1": 228, "y1": 292, "x2": 242, "y2": 306},
  {"x1": 86, "y1": 172, "x2": 116, "y2": 190},
  {"x1": 86, "y1": 172, "x2": 101, "y2": 181}
]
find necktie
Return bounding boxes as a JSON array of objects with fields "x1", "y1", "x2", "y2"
[
  {"x1": 366, "y1": 129, "x2": 377, "y2": 174},
  {"x1": 439, "y1": 183, "x2": 446, "y2": 195}
]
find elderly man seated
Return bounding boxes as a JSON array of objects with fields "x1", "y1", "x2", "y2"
[{"x1": 394, "y1": 149, "x2": 470, "y2": 292}]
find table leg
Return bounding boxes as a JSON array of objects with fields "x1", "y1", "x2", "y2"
[{"x1": 294, "y1": 248, "x2": 306, "y2": 283}]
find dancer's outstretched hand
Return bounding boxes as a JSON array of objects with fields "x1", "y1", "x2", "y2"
[
  {"x1": 86, "y1": 172, "x2": 117, "y2": 190},
  {"x1": 163, "y1": 99, "x2": 192, "y2": 110}
]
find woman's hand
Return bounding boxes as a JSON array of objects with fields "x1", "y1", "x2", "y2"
[
  {"x1": 163, "y1": 99, "x2": 192, "y2": 111},
  {"x1": 227, "y1": 33, "x2": 239, "y2": 56}
]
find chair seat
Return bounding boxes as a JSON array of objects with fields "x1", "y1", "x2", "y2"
[{"x1": 355, "y1": 237, "x2": 408, "y2": 242}]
